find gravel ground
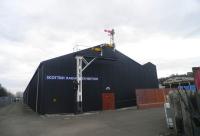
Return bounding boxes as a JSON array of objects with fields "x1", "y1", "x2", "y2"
[{"x1": 0, "y1": 103, "x2": 174, "y2": 136}]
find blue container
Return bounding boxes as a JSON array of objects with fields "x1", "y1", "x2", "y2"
[{"x1": 178, "y1": 85, "x2": 196, "y2": 92}]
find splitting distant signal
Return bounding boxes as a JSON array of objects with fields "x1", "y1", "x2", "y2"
[{"x1": 104, "y1": 29, "x2": 115, "y2": 51}]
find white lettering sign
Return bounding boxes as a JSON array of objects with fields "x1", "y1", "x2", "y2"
[{"x1": 46, "y1": 75, "x2": 98, "y2": 81}]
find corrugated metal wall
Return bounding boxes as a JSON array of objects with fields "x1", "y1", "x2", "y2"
[{"x1": 23, "y1": 45, "x2": 159, "y2": 114}]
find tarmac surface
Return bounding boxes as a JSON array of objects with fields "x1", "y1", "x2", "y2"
[{"x1": 0, "y1": 103, "x2": 174, "y2": 136}]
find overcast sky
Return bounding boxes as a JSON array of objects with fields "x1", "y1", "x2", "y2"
[{"x1": 0, "y1": 0, "x2": 200, "y2": 94}]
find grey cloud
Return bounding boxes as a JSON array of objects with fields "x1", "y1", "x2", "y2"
[
  {"x1": 155, "y1": 57, "x2": 200, "y2": 77},
  {"x1": 1, "y1": 0, "x2": 200, "y2": 43},
  {"x1": 0, "y1": 77, "x2": 29, "y2": 93}
]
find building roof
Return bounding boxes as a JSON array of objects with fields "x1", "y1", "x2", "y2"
[{"x1": 163, "y1": 76, "x2": 194, "y2": 85}]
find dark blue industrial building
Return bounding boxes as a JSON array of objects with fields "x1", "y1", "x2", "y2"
[{"x1": 23, "y1": 44, "x2": 158, "y2": 114}]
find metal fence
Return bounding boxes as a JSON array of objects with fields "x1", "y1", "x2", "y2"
[{"x1": 0, "y1": 96, "x2": 12, "y2": 107}]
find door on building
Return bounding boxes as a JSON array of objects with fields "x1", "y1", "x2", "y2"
[{"x1": 102, "y1": 92, "x2": 115, "y2": 110}]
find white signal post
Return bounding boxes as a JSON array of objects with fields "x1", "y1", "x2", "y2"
[
  {"x1": 75, "y1": 56, "x2": 96, "y2": 113},
  {"x1": 75, "y1": 29, "x2": 115, "y2": 113}
]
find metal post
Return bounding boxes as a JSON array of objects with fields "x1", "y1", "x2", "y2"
[
  {"x1": 76, "y1": 56, "x2": 83, "y2": 113},
  {"x1": 111, "y1": 29, "x2": 115, "y2": 51},
  {"x1": 104, "y1": 29, "x2": 116, "y2": 51},
  {"x1": 188, "y1": 82, "x2": 191, "y2": 91},
  {"x1": 27, "y1": 88, "x2": 28, "y2": 105},
  {"x1": 36, "y1": 71, "x2": 40, "y2": 113},
  {"x1": 75, "y1": 56, "x2": 96, "y2": 113}
]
